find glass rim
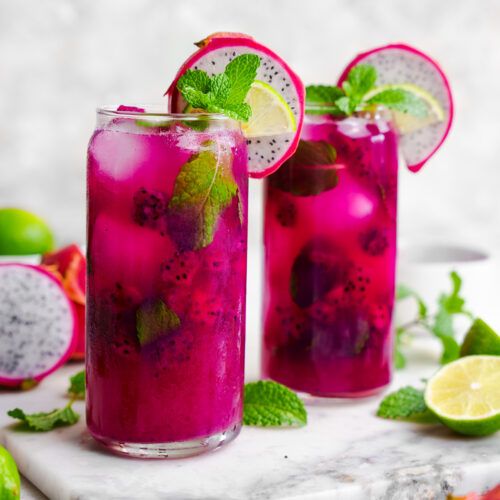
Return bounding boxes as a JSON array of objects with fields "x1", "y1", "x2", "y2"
[{"x1": 96, "y1": 104, "x2": 232, "y2": 122}]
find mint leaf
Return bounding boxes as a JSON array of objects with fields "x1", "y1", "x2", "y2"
[
  {"x1": 8, "y1": 405, "x2": 79, "y2": 431},
  {"x1": 176, "y1": 54, "x2": 260, "y2": 122},
  {"x1": 396, "y1": 284, "x2": 428, "y2": 319},
  {"x1": 177, "y1": 69, "x2": 211, "y2": 94},
  {"x1": 344, "y1": 64, "x2": 377, "y2": 103},
  {"x1": 269, "y1": 140, "x2": 338, "y2": 196},
  {"x1": 136, "y1": 300, "x2": 180, "y2": 346},
  {"x1": 224, "y1": 54, "x2": 260, "y2": 105},
  {"x1": 306, "y1": 85, "x2": 345, "y2": 104},
  {"x1": 244, "y1": 380, "x2": 307, "y2": 427},
  {"x1": 377, "y1": 386, "x2": 434, "y2": 421},
  {"x1": 334, "y1": 96, "x2": 352, "y2": 115},
  {"x1": 366, "y1": 88, "x2": 428, "y2": 117},
  {"x1": 167, "y1": 147, "x2": 238, "y2": 250},
  {"x1": 68, "y1": 371, "x2": 85, "y2": 400}
]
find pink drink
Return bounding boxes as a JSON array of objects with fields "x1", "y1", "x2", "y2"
[
  {"x1": 262, "y1": 111, "x2": 398, "y2": 397},
  {"x1": 86, "y1": 108, "x2": 248, "y2": 457}
]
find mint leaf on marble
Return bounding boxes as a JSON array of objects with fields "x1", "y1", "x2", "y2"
[
  {"x1": 377, "y1": 386, "x2": 435, "y2": 421},
  {"x1": 167, "y1": 147, "x2": 238, "y2": 250},
  {"x1": 68, "y1": 370, "x2": 85, "y2": 400},
  {"x1": 7, "y1": 405, "x2": 79, "y2": 432},
  {"x1": 136, "y1": 300, "x2": 180, "y2": 346},
  {"x1": 269, "y1": 140, "x2": 338, "y2": 196},
  {"x1": 177, "y1": 54, "x2": 260, "y2": 121},
  {"x1": 243, "y1": 380, "x2": 307, "y2": 427}
]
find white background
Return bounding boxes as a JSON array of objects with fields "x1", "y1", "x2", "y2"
[{"x1": 1, "y1": 0, "x2": 499, "y2": 251}]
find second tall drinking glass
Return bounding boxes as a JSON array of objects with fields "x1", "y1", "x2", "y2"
[
  {"x1": 86, "y1": 107, "x2": 248, "y2": 457},
  {"x1": 262, "y1": 108, "x2": 398, "y2": 397}
]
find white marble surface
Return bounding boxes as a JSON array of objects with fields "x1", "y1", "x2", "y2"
[{"x1": 1, "y1": 338, "x2": 499, "y2": 500}]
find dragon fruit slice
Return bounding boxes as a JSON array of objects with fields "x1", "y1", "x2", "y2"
[
  {"x1": 167, "y1": 32, "x2": 305, "y2": 178},
  {"x1": 0, "y1": 264, "x2": 77, "y2": 387},
  {"x1": 338, "y1": 44, "x2": 453, "y2": 172},
  {"x1": 41, "y1": 244, "x2": 86, "y2": 360}
]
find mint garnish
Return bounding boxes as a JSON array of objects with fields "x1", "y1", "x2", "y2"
[
  {"x1": 177, "y1": 54, "x2": 260, "y2": 121},
  {"x1": 376, "y1": 386, "x2": 435, "y2": 421},
  {"x1": 269, "y1": 140, "x2": 338, "y2": 196},
  {"x1": 136, "y1": 300, "x2": 181, "y2": 346},
  {"x1": 396, "y1": 271, "x2": 475, "y2": 368},
  {"x1": 7, "y1": 405, "x2": 79, "y2": 432},
  {"x1": 167, "y1": 147, "x2": 238, "y2": 250},
  {"x1": 243, "y1": 380, "x2": 307, "y2": 427},
  {"x1": 68, "y1": 370, "x2": 85, "y2": 400},
  {"x1": 306, "y1": 63, "x2": 429, "y2": 118}
]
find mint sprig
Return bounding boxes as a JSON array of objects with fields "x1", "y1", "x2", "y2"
[
  {"x1": 377, "y1": 386, "x2": 436, "y2": 422},
  {"x1": 396, "y1": 271, "x2": 475, "y2": 368},
  {"x1": 306, "y1": 63, "x2": 429, "y2": 118},
  {"x1": 167, "y1": 146, "x2": 238, "y2": 251},
  {"x1": 243, "y1": 380, "x2": 307, "y2": 427},
  {"x1": 8, "y1": 405, "x2": 79, "y2": 432},
  {"x1": 177, "y1": 54, "x2": 260, "y2": 121},
  {"x1": 68, "y1": 370, "x2": 85, "y2": 400}
]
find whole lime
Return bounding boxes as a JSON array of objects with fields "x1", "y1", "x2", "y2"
[
  {"x1": 0, "y1": 208, "x2": 55, "y2": 255},
  {"x1": 0, "y1": 445, "x2": 21, "y2": 500}
]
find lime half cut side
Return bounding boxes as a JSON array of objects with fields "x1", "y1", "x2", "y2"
[
  {"x1": 424, "y1": 355, "x2": 500, "y2": 436},
  {"x1": 241, "y1": 80, "x2": 297, "y2": 138},
  {"x1": 366, "y1": 83, "x2": 445, "y2": 135}
]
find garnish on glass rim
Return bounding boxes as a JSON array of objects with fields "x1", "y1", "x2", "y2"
[
  {"x1": 177, "y1": 54, "x2": 260, "y2": 122},
  {"x1": 306, "y1": 64, "x2": 430, "y2": 118}
]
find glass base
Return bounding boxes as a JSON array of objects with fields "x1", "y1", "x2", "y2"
[
  {"x1": 298, "y1": 383, "x2": 390, "y2": 405},
  {"x1": 91, "y1": 423, "x2": 241, "y2": 459}
]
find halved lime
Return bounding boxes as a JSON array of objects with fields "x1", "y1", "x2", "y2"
[
  {"x1": 424, "y1": 355, "x2": 500, "y2": 436},
  {"x1": 0, "y1": 445, "x2": 20, "y2": 500},
  {"x1": 241, "y1": 80, "x2": 297, "y2": 138},
  {"x1": 366, "y1": 83, "x2": 445, "y2": 134},
  {"x1": 0, "y1": 208, "x2": 55, "y2": 255},
  {"x1": 460, "y1": 318, "x2": 500, "y2": 356}
]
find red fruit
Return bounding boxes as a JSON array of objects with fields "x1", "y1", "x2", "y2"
[{"x1": 41, "y1": 244, "x2": 86, "y2": 359}]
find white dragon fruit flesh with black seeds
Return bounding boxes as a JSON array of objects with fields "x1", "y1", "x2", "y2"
[
  {"x1": 338, "y1": 44, "x2": 453, "y2": 172},
  {"x1": 167, "y1": 33, "x2": 305, "y2": 178},
  {"x1": 0, "y1": 264, "x2": 77, "y2": 387}
]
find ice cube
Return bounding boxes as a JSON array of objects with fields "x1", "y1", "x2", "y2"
[{"x1": 90, "y1": 130, "x2": 149, "y2": 180}]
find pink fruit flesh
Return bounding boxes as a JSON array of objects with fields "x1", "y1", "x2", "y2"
[
  {"x1": 42, "y1": 244, "x2": 86, "y2": 359},
  {"x1": 0, "y1": 264, "x2": 77, "y2": 387},
  {"x1": 338, "y1": 43, "x2": 453, "y2": 172},
  {"x1": 166, "y1": 33, "x2": 305, "y2": 178}
]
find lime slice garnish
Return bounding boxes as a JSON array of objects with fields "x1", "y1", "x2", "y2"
[
  {"x1": 460, "y1": 318, "x2": 500, "y2": 357},
  {"x1": 366, "y1": 83, "x2": 445, "y2": 134},
  {"x1": 0, "y1": 208, "x2": 55, "y2": 255},
  {"x1": 242, "y1": 80, "x2": 297, "y2": 138},
  {"x1": 424, "y1": 355, "x2": 500, "y2": 436}
]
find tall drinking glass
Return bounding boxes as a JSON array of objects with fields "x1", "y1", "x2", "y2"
[
  {"x1": 262, "y1": 108, "x2": 398, "y2": 397},
  {"x1": 86, "y1": 106, "x2": 248, "y2": 457}
]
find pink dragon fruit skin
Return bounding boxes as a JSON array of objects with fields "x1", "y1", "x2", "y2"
[
  {"x1": 166, "y1": 32, "x2": 305, "y2": 179},
  {"x1": 0, "y1": 263, "x2": 77, "y2": 388},
  {"x1": 338, "y1": 43, "x2": 454, "y2": 173}
]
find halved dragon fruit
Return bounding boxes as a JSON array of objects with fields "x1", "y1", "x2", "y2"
[
  {"x1": 338, "y1": 44, "x2": 453, "y2": 172},
  {"x1": 41, "y1": 244, "x2": 86, "y2": 360},
  {"x1": 0, "y1": 264, "x2": 77, "y2": 387},
  {"x1": 167, "y1": 32, "x2": 305, "y2": 178}
]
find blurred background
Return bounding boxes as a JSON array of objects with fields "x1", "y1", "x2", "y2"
[{"x1": 1, "y1": 0, "x2": 499, "y2": 249}]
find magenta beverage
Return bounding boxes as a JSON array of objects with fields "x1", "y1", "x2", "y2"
[
  {"x1": 86, "y1": 107, "x2": 248, "y2": 457},
  {"x1": 262, "y1": 109, "x2": 398, "y2": 397}
]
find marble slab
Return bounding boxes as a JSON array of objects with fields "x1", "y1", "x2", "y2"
[{"x1": 1, "y1": 338, "x2": 499, "y2": 500}]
